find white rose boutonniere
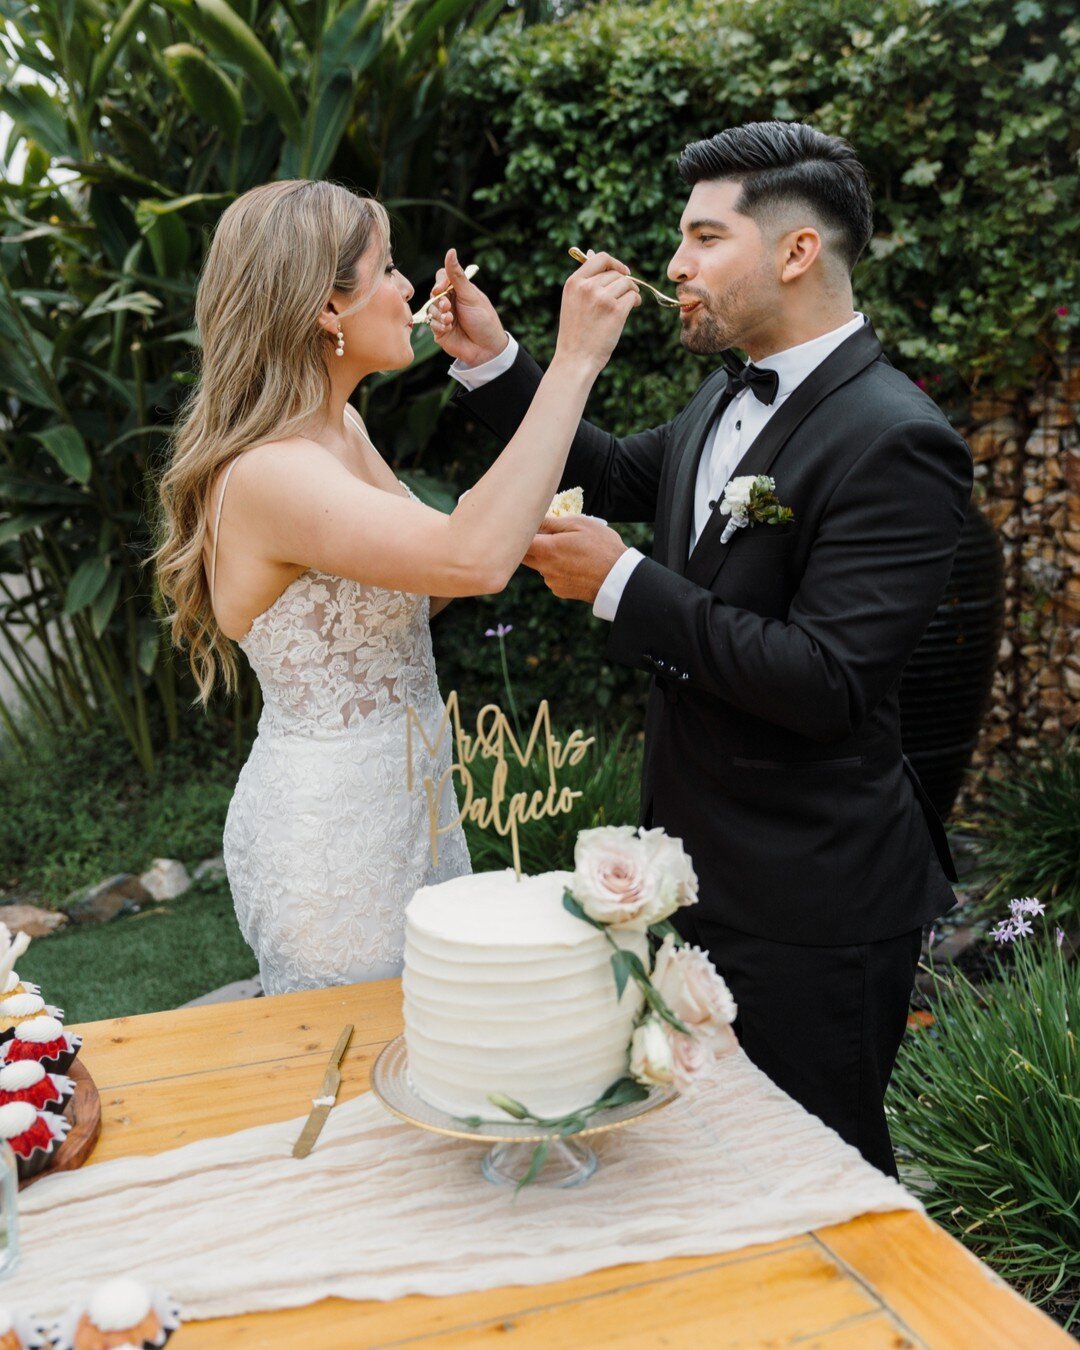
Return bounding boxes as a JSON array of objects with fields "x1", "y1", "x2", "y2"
[{"x1": 718, "y1": 474, "x2": 794, "y2": 545}]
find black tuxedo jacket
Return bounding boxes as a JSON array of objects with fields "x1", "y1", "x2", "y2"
[{"x1": 455, "y1": 322, "x2": 974, "y2": 945}]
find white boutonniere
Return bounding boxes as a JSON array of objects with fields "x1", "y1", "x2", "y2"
[{"x1": 718, "y1": 474, "x2": 794, "y2": 544}]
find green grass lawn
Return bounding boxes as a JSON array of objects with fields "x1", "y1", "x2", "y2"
[
  {"x1": 20, "y1": 877, "x2": 258, "y2": 1023},
  {"x1": 1, "y1": 715, "x2": 257, "y2": 1020}
]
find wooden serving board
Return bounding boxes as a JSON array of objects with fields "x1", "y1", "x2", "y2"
[{"x1": 20, "y1": 1059, "x2": 101, "y2": 1189}]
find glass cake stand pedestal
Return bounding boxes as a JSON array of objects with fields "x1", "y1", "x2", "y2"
[{"x1": 372, "y1": 1036, "x2": 676, "y2": 1189}]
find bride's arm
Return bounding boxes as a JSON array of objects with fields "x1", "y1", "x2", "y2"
[{"x1": 228, "y1": 256, "x2": 639, "y2": 597}]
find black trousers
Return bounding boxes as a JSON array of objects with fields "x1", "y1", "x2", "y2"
[{"x1": 675, "y1": 912, "x2": 922, "y2": 1178}]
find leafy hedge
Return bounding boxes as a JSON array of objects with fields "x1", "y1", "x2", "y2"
[
  {"x1": 443, "y1": 0, "x2": 1078, "y2": 431},
  {"x1": 430, "y1": 0, "x2": 1077, "y2": 723}
]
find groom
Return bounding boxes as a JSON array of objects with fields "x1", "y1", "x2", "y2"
[{"x1": 435, "y1": 122, "x2": 973, "y2": 1177}]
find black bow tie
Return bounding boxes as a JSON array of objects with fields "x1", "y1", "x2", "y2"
[{"x1": 724, "y1": 359, "x2": 779, "y2": 406}]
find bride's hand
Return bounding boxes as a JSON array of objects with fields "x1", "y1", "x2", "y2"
[
  {"x1": 553, "y1": 251, "x2": 641, "y2": 375},
  {"x1": 428, "y1": 249, "x2": 509, "y2": 368}
]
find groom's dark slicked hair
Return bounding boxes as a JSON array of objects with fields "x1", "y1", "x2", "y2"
[{"x1": 678, "y1": 122, "x2": 874, "y2": 272}]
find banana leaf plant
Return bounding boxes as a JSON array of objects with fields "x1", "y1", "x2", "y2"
[{"x1": 0, "y1": 0, "x2": 503, "y2": 771}]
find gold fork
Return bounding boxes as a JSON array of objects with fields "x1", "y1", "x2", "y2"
[{"x1": 567, "y1": 247, "x2": 681, "y2": 309}]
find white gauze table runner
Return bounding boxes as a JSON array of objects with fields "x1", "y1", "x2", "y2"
[{"x1": 11, "y1": 1048, "x2": 920, "y2": 1322}]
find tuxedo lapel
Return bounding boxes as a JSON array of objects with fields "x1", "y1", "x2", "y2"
[
  {"x1": 664, "y1": 361, "x2": 737, "y2": 571},
  {"x1": 684, "y1": 322, "x2": 883, "y2": 590}
]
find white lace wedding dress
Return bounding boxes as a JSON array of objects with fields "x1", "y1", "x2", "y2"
[{"x1": 217, "y1": 458, "x2": 471, "y2": 995}]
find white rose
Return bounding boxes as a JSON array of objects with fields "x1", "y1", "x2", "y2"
[
  {"x1": 629, "y1": 1016, "x2": 675, "y2": 1087},
  {"x1": 638, "y1": 829, "x2": 699, "y2": 923},
  {"x1": 572, "y1": 826, "x2": 654, "y2": 930},
  {"x1": 652, "y1": 936, "x2": 737, "y2": 1035},
  {"x1": 720, "y1": 476, "x2": 755, "y2": 517},
  {"x1": 669, "y1": 1030, "x2": 710, "y2": 1091}
]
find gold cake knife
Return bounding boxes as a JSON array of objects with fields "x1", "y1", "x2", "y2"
[{"x1": 292, "y1": 1023, "x2": 354, "y2": 1159}]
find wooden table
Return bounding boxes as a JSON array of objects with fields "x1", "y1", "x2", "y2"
[{"x1": 69, "y1": 981, "x2": 1069, "y2": 1349}]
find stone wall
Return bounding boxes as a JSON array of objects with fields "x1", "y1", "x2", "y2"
[{"x1": 962, "y1": 353, "x2": 1079, "y2": 780}]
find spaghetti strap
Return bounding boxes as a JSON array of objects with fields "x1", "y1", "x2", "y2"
[
  {"x1": 344, "y1": 402, "x2": 377, "y2": 454},
  {"x1": 210, "y1": 456, "x2": 243, "y2": 611}
]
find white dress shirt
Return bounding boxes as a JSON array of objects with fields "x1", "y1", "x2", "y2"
[{"x1": 448, "y1": 316, "x2": 865, "y2": 620}]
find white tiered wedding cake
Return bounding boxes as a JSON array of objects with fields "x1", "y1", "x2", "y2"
[{"x1": 402, "y1": 870, "x2": 648, "y2": 1118}]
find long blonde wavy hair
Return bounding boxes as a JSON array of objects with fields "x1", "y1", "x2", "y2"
[{"x1": 155, "y1": 180, "x2": 390, "y2": 704}]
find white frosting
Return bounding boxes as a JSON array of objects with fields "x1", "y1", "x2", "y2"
[
  {"x1": 403, "y1": 870, "x2": 647, "y2": 1118},
  {"x1": 2, "y1": 973, "x2": 38, "y2": 996},
  {"x1": 0, "y1": 1100, "x2": 37, "y2": 1137},
  {"x1": 2, "y1": 973, "x2": 16, "y2": 992},
  {"x1": 14, "y1": 1015, "x2": 63, "y2": 1044},
  {"x1": 0, "y1": 1061, "x2": 45, "y2": 1089},
  {"x1": 87, "y1": 1277, "x2": 152, "y2": 1332},
  {"x1": 0, "y1": 993, "x2": 45, "y2": 1018}
]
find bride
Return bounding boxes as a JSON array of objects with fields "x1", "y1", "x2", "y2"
[{"x1": 155, "y1": 180, "x2": 639, "y2": 994}]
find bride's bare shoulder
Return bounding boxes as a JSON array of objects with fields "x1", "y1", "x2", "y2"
[{"x1": 219, "y1": 436, "x2": 351, "y2": 503}]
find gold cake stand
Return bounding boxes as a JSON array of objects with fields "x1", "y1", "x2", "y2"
[{"x1": 371, "y1": 1035, "x2": 677, "y2": 1188}]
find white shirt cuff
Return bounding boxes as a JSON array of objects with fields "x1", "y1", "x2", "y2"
[
  {"x1": 449, "y1": 334, "x2": 519, "y2": 390},
  {"x1": 593, "y1": 548, "x2": 645, "y2": 622}
]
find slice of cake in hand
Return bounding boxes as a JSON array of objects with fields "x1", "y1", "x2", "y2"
[
  {"x1": 403, "y1": 870, "x2": 647, "y2": 1120},
  {"x1": 548, "y1": 486, "x2": 584, "y2": 518}
]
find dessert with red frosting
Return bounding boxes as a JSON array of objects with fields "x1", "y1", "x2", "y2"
[
  {"x1": 0, "y1": 1100, "x2": 69, "y2": 1180},
  {"x1": 1, "y1": 1016, "x2": 80, "y2": 1074},
  {"x1": 0, "y1": 1060, "x2": 72, "y2": 1113}
]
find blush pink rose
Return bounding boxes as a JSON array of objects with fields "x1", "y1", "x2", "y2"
[
  {"x1": 651, "y1": 937, "x2": 737, "y2": 1036},
  {"x1": 669, "y1": 1030, "x2": 710, "y2": 1091},
  {"x1": 572, "y1": 827, "x2": 655, "y2": 929}
]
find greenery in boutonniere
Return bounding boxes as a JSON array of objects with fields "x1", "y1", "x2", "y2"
[{"x1": 719, "y1": 475, "x2": 794, "y2": 543}]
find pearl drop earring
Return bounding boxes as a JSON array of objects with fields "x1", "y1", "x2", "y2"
[{"x1": 335, "y1": 327, "x2": 345, "y2": 358}]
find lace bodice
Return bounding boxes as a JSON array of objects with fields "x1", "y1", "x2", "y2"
[
  {"x1": 239, "y1": 567, "x2": 442, "y2": 736},
  {"x1": 215, "y1": 439, "x2": 471, "y2": 995}
]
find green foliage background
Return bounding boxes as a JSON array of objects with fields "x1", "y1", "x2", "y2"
[{"x1": 431, "y1": 0, "x2": 1078, "y2": 724}]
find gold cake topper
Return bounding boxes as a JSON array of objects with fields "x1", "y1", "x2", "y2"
[{"x1": 406, "y1": 691, "x2": 595, "y2": 878}]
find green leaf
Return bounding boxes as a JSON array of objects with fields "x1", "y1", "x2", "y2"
[
  {"x1": 0, "y1": 510, "x2": 60, "y2": 546},
  {"x1": 65, "y1": 557, "x2": 110, "y2": 615},
  {"x1": 87, "y1": 0, "x2": 154, "y2": 99},
  {"x1": 164, "y1": 44, "x2": 245, "y2": 142},
  {"x1": 562, "y1": 890, "x2": 605, "y2": 930},
  {"x1": 135, "y1": 201, "x2": 191, "y2": 278},
  {"x1": 0, "y1": 84, "x2": 72, "y2": 158},
  {"x1": 515, "y1": 1139, "x2": 550, "y2": 1193},
  {"x1": 0, "y1": 471, "x2": 87, "y2": 506},
  {"x1": 302, "y1": 71, "x2": 356, "y2": 179},
  {"x1": 611, "y1": 947, "x2": 636, "y2": 1000},
  {"x1": 32, "y1": 426, "x2": 92, "y2": 484},
  {"x1": 162, "y1": 0, "x2": 303, "y2": 142},
  {"x1": 138, "y1": 623, "x2": 162, "y2": 677},
  {"x1": 90, "y1": 570, "x2": 123, "y2": 638}
]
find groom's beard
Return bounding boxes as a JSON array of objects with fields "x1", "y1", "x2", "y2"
[{"x1": 679, "y1": 273, "x2": 756, "y2": 355}]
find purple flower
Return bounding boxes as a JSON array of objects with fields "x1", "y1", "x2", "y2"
[
  {"x1": 1058, "y1": 305, "x2": 1069, "y2": 317},
  {"x1": 915, "y1": 377, "x2": 927, "y2": 391},
  {"x1": 990, "y1": 920, "x2": 1016, "y2": 944},
  {"x1": 485, "y1": 624, "x2": 513, "y2": 639},
  {"x1": 928, "y1": 928, "x2": 936, "y2": 947},
  {"x1": 1011, "y1": 916, "x2": 1034, "y2": 939},
  {"x1": 1057, "y1": 928, "x2": 1066, "y2": 949}
]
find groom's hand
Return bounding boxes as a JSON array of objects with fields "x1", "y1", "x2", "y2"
[
  {"x1": 522, "y1": 516, "x2": 627, "y2": 604},
  {"x1": 429, "y1": 248, "x2": 509, "y2": 368}
]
